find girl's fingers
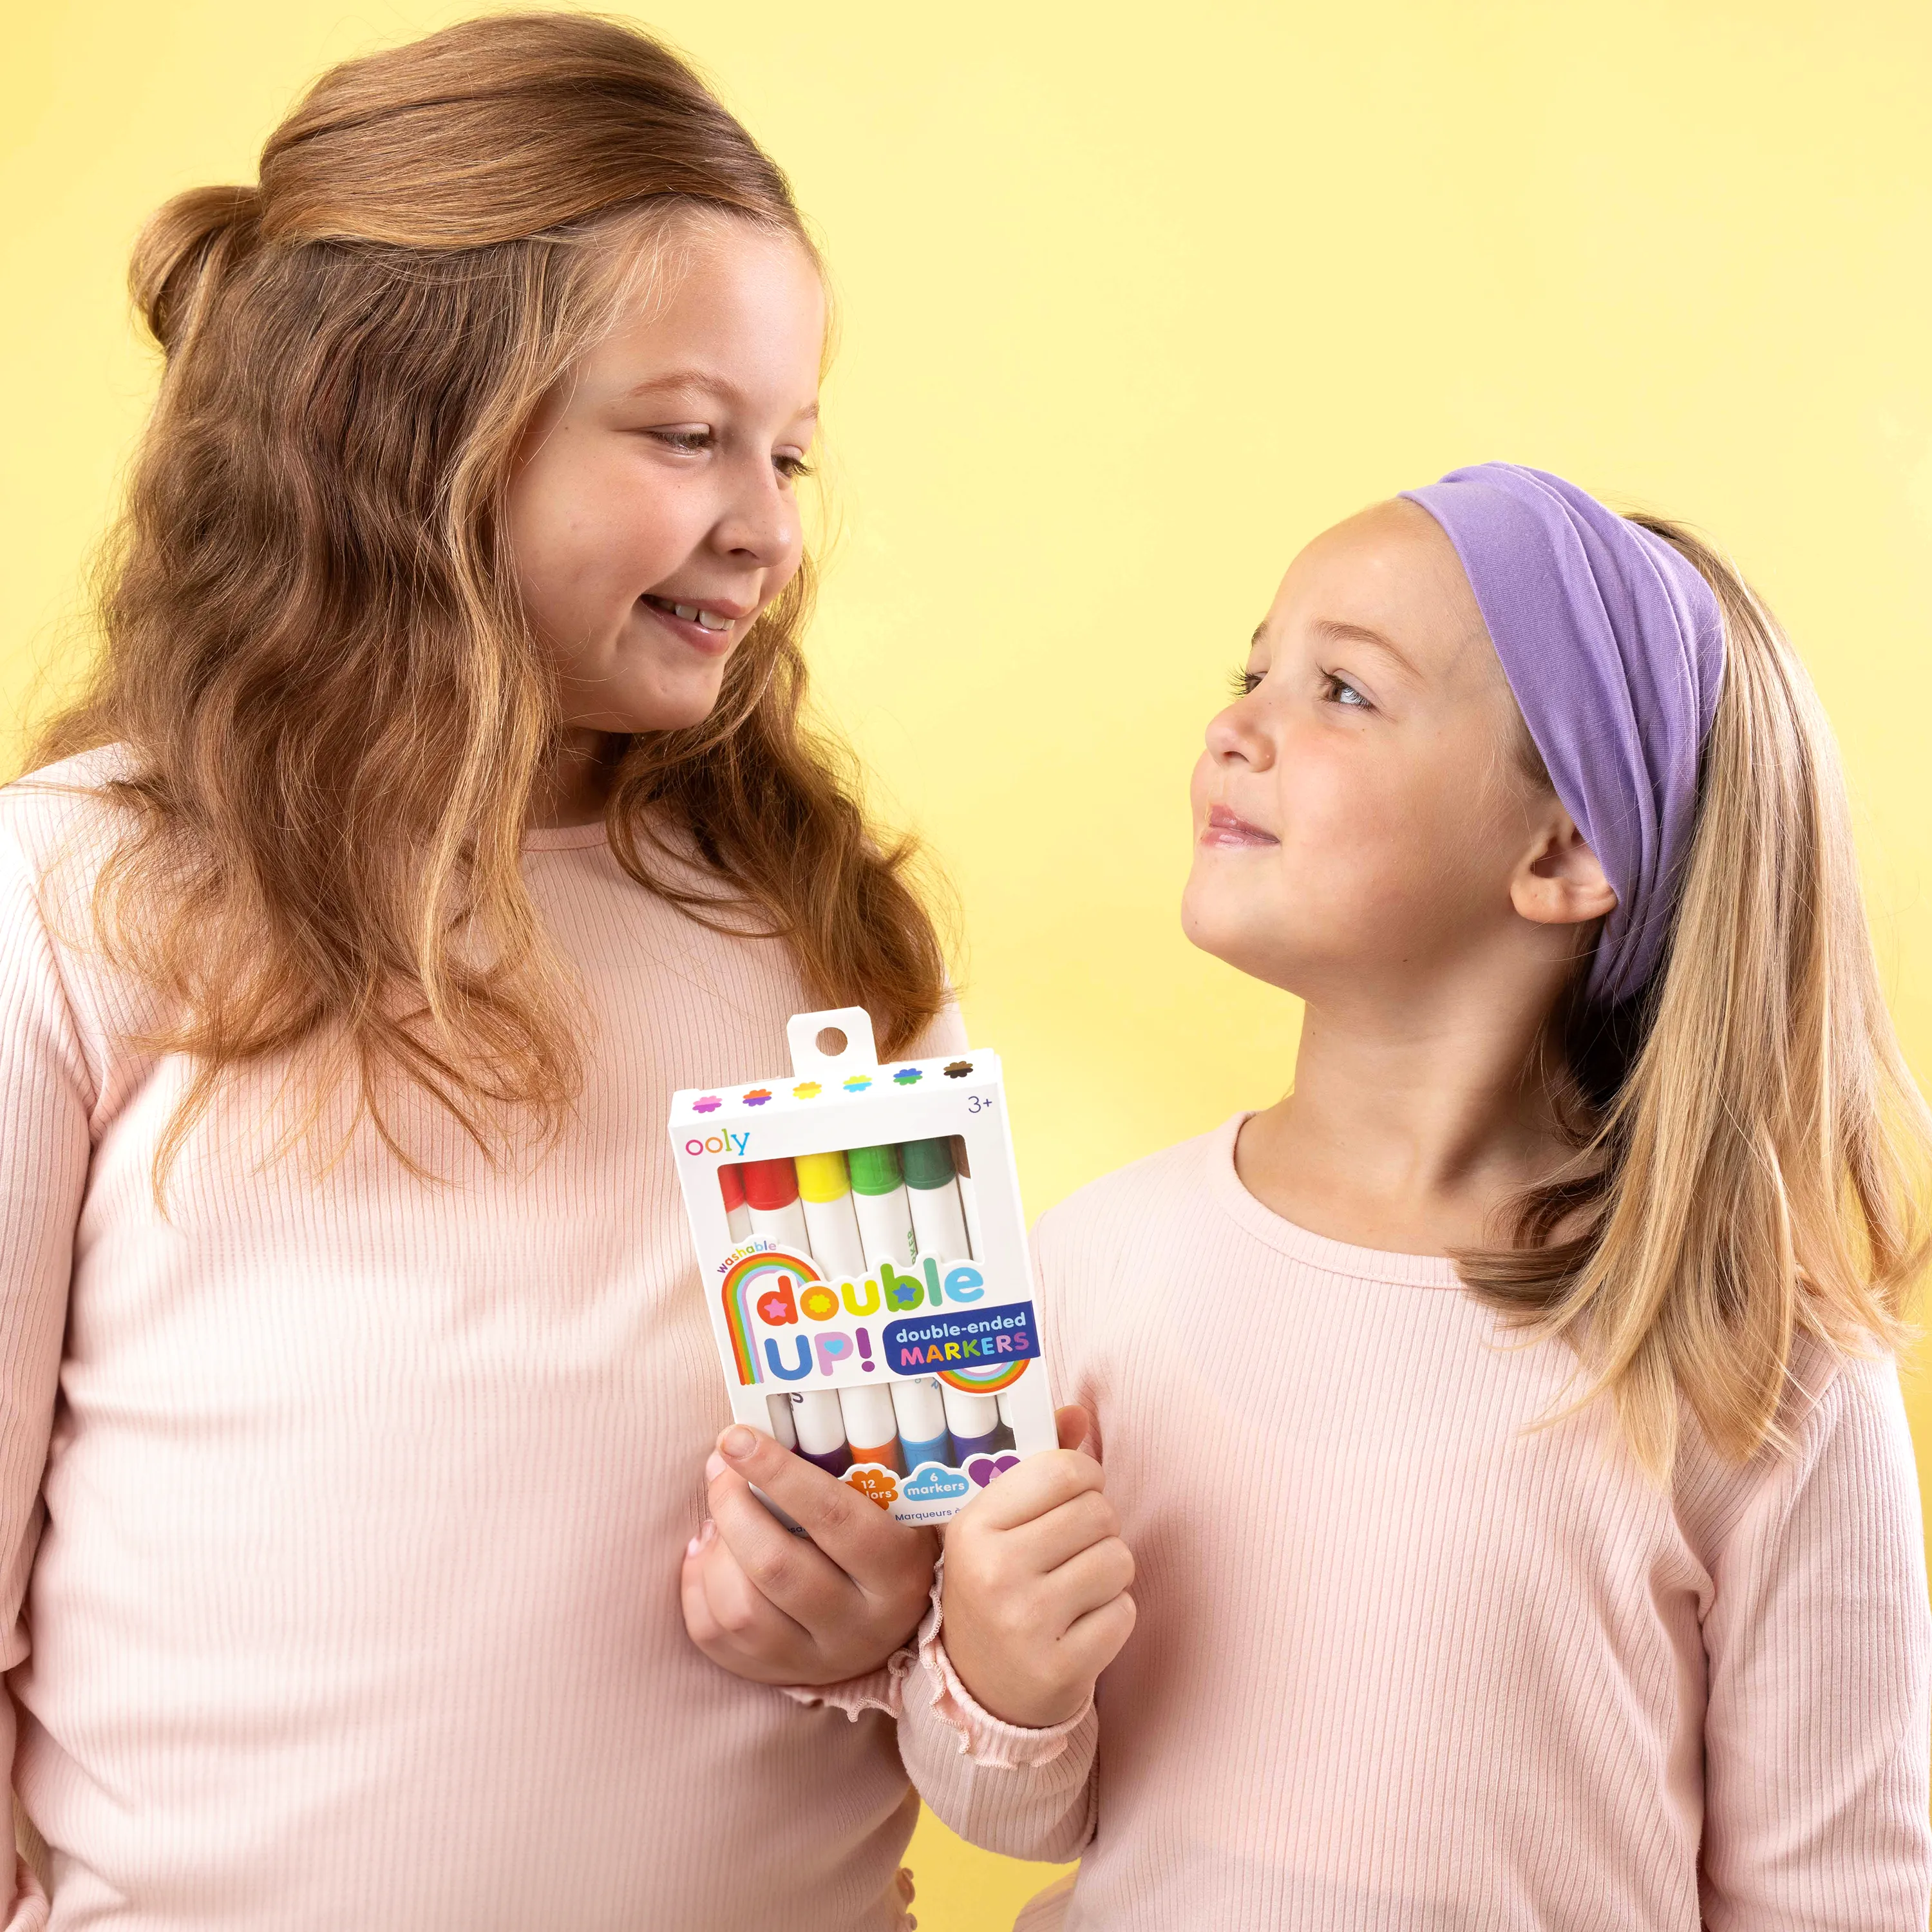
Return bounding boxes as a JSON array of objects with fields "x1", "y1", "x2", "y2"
[
  {"x1": 706, "y1": 1464, "x2": 856, "y2": 1625},
  {"x1": 679, "y1": 1538, "x2": 726, "y2": 1652},
  {"x1": 1058, "y1": 1588, "x2": 1138, "y2": 1680},
  {"x1": 1009, "y1": 1488, "x2": 1121, "y2": 1575},
  {"x1": 713, "y1": 1426, "x2": 917, "y2": 1592},
  {"x1": 966, "y1": 1448, "x2": 1106, "y2": 1533},
  {"x1": 696, "y1": 1526, "x2": 813, "y2": 1658},
  {"x1": 1045, "y1": 1536, "x2": 1137, "y2": 1626}
]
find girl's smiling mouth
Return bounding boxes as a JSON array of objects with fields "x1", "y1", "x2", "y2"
[
  {"x1": 1201, "y1": 804, "x2": 1279, "y2": 848},
  {"x1": 639, "y1": 593, "x2": 745, "y2": 652}
]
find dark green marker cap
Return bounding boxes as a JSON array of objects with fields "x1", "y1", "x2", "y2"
[
  {"x1": 846, "y1": 1144, "x2": 903, "y2": 1195},
  {"x1": 899, "y1": 1137, "x2": 958, "y2": 1191}
]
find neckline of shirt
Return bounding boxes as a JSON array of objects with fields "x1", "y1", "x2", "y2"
[
  {"x1": 521, "y1": 821, "x2": 611, "y2": 852},
  {"x1": 1206, "y1": 1113, "x2": 1464, "y2": 1289}
]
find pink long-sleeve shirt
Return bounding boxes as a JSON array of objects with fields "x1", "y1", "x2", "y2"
[
  {"x1": 887, "y1": 1119, "x2": 1932, "y2": 1930},
  {"x1": 0, "y1": 750, "x2": 961, "y2": 1931}
]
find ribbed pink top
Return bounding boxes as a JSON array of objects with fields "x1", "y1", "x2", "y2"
[
  {"x1": 0, "y1": 751, "x2": 961, "y2": 1931},
  {"x1": 895, "y1": 1121, "x2": 1932, "y2": 1931}
]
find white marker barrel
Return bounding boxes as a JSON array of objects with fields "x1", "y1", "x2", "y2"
[
  {"x1": 891, "y1": 1376, "x2": 951, "y2": 1467},
  {"x1": 951, "y1": 1137, "x2": 986, "y2": 1258},
  {"x1": 846, "y1": 1145, "x2": 918, "y2": 1270},
  {"x1": 789, "y1": 1390, "x2": 850, "y2": 1476},
  {"x1": 766, "y1": 1393, "x2": 799, "y2": 1448},
  {"x1": 942, "y1": 1386, "x2": 1003, "y2": 1459},
  {"x1": 838, "y1": 1385, "x2": 902, "y2": 1472},
  {"x1": 900, "y1": 1138, "x2": 971, "y2": 1260},
  {"x1": 794, "y1": 1150, "x2": 867, "y2": 1280}
]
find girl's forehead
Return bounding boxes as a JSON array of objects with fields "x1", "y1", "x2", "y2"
[
  {"x1": 1263, "y1": 501, "x2": 1488, "y2": 674},
  {"x1": 573, "y1": 223, "x2": 826, "y2": 408}
]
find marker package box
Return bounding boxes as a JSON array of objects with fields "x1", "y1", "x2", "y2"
[{"x1": 670, "y1": 1007, "x2": 1052, "y2": 1526}]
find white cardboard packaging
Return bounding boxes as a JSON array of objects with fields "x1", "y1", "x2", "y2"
[{"x1": 669, "y1": 1007, "x2": 1052, "y2": 1525}]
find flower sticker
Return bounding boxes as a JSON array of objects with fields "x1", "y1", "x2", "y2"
[
  {"x1": 791, "y1": 1080, "x2": 822, "y2": 1100},
  {"x1": 692, "y1": 1095, "x2": 722, "y2": 1114},
  {"x1": 842, "y1": 1075, "x2": 873, "y2": 1095},
  {"x1": 844, "y1": 1465, "x2": 899, "y2": 1510},
  {"x1": 942, "y1": 1060, "x2": 973, "y2": 1079},
  {"x1": 743, "y1": 1088, "x2": 773, "y2": 1108},
  {"x1": 892, "y1": 1066, "x2": 922, "y2": 1086}
]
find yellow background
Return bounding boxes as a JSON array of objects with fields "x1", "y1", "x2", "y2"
[{"x1": 7, "y1": 3, "x2": 1932, "y2": 1924}]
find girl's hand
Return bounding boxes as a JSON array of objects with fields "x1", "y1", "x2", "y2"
[
  {"x1": 681, "y1": 1426, "x2": 938, "y2": 1686},
  {"x1": 938, "y1": 1406, "x2": 1136, "y2": 1728}
]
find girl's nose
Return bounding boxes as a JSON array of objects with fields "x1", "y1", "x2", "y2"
[
  {"x1": 714, "y1": 460, "x2": 798, "y2": 569},
  {"x1": 1204, "y1": 697, "x2": 1273, "y2": 770}
]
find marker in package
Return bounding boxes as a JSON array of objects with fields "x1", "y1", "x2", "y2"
[{"x1": 670, "y1": 1007, "x2": 1052, "y2": 1525}]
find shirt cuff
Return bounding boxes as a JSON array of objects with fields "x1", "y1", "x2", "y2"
[
  {"x1": 778, "y1": 1642, "x2": 918, "y2": 1721},
  {"x1": 912, "y1": 1560, "x2": 1092, "y2": 1769}
]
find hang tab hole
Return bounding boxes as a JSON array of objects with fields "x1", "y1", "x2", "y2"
[{"x1": 815, "y1": 1027, "x2": 849, "y2": 1057}]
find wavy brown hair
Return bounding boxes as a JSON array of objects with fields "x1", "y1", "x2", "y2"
[
  {"x1": 1458, "y1": 516, "x2": 1932, "y2": 1477},
  {"x1": 31, "y1": 12, "x2": 950, "y2": 1176}
]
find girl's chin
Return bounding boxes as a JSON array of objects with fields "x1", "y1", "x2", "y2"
[{"x1": 571, "y1": 672, "x2": 730, "y2": 738}]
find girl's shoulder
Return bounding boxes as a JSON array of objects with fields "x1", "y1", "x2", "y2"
[
  {"x1": 0, "y1": 744, "x2": 140, "y2": 877},
  {"x1": 1672, "y1": 1331, "x2": 1915, "y2": 1563},
  {"x1": 1032, "y1": 1121, "x2": 1233, "y2": 1282}
]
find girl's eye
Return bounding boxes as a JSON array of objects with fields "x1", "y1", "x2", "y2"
[
  {"x1": 774, "y1": 453, "x2": 813, "y2": 481},
  {"x1": 1323, "y1": 673, "x2": 1370, "y2": 710},
  {"x1": 650, "y1": 428, "x2": 714, "y2": 453},
  {"x1": 1229, "y1": 665, "x2": 1264, "y2": 699}
]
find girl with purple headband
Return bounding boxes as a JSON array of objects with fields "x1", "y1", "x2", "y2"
[{"x1": 701, "y1": 464, "x2": 1932, "y2": 1927}]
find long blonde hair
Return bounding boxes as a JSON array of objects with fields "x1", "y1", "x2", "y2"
[
  {"x1": 1459, "y1": 516, "x2": 1932, "y2": 1477},
  {"x1": 30, "y1": 14, "x2": 950, "y2": 1179}
]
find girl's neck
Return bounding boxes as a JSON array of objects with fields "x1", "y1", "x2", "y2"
[
  {"x1": 1236, "y1": 978, "x2": 1579, "y2": 1257},
  {"x1": 529, "y1": 730, "x2": 621, "y2": 830}
]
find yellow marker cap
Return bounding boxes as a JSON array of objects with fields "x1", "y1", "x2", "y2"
[{"x1": 794, "y1": 1150, "x2": 852, "y2": 1204}]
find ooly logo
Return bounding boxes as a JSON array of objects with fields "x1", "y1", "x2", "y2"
[{"x1": 685, "y1": 1129, "x2": 750, "y2": 1157}]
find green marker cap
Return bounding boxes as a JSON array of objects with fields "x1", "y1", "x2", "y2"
[
  {"x1": 846, "y1": 1144, "x2": 903, "y2": 1195},
  {"x1": 899, "y1": 1137, "x2": 958, "y2": 1191}
]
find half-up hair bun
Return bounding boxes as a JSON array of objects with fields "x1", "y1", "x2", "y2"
[{"x1": 128, "y1": 183, "x2": 261, "y2": 355}]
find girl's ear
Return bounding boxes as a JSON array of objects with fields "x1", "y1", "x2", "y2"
[{"x1": 1511, "y1": 806, "x2": 1618, "y2": 929}]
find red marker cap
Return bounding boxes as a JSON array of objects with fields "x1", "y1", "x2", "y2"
[
  {"x1": 718, "y1": 1164, "x2": 744, "y2": 1211},
  {"x1": 741, "y1": 1159, "x2": 800, "y2": 1211}
]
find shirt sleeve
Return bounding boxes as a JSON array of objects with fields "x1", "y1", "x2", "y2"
[
  {"x1": 1700, "y1": 1353, "x2": 1932, "y2": 1931},
  {"x1": 0, "y1": 824, "x2": 93, "y2": 1929},
  {"x1": 895, "y1": 1566, "x2": 1099, "y2": 1862},
  {"x1": 894, "y1": 1220, "x2": 1103, "y2": 1862}
]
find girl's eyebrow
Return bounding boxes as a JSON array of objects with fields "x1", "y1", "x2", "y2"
[
  {"x1": 622, "y1": 368, "x2": 819, "y2": 422},
  {"x1": 1311, "y1": 617, "x2": 1419, "y2": 680}
]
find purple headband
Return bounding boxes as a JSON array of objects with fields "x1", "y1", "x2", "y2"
[{"x1": 1399, "y1": 464, "x2": 1725, "y2": 1009}]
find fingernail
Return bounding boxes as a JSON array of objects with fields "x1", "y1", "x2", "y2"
[
  {"x1": 699, "y1": 1517, "x2": 716, "y2": 1546},
  {"x1": 719, "y1": 1425, "x2": 757, "y2": 1461},
  {"x1": 685, "y1": 1532, "x2": 701, "y2": 1558},
  {"x1": 704, "y1": 1452, "x2": 726, "y2": 1483}
]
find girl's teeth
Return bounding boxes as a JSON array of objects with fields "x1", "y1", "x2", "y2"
[{"x1": 667, "y1": 602, "x2": 732, "y2": 633}]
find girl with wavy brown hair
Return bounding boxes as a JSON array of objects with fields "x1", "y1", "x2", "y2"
[{"x1": 0, "y1": 15, "x2": 953, "y2": 1928}]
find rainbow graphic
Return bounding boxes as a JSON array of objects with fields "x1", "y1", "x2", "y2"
[
  {"x1": 720, "y1": 1249, "x2": 823, "y2": 1385},
  {"x1": 937, "y1": 1357, "x2": 1031, "y2": 1396}
]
